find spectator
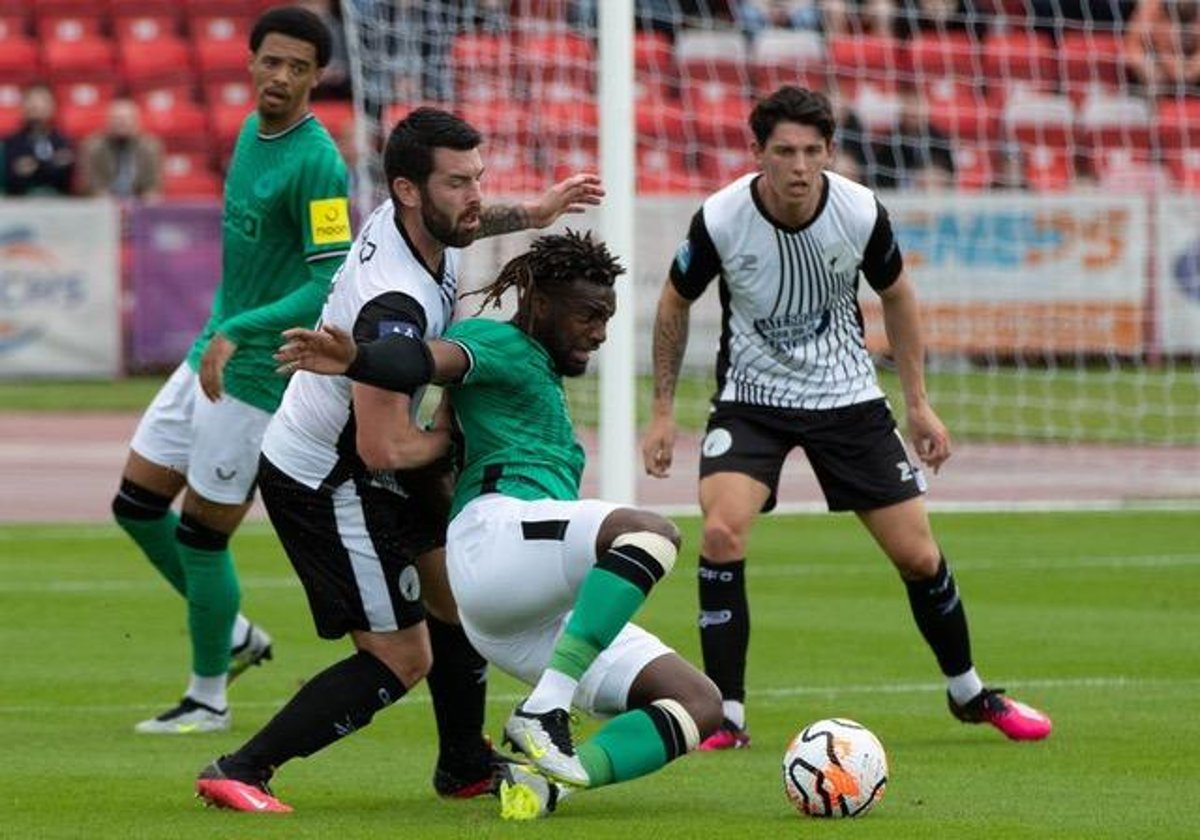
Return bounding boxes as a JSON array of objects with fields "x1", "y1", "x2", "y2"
[
  {"x1": 297, "y1": 0, "x2": 352, "y2": 100},
  {"x1": 866, "y1": 82, "x2": 954, "y2": 189},
  {"x1": 733, "y1": 1, "x2": 823, "y2": 40},
  {"x1": 2, "y1": 83, "x2": 74, "y2": 196},
  {"x1": 832, "y1": 100, "x2": 870, "y2": 182},
  {"x1": 79, "y1": 98, "x2": 164, "y2": 199},
  {"x1": 1123, "y1": 0, "x2": 1200, "y2": 96}
]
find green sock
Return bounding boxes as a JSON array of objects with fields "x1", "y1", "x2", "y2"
[
  {"x1": 115, "y1": 510, "x2": 186, "y2": 596},
  {"x1": 577, "y1": 710, "x2": 668, "y2": 788},
  {"x1": 178, "y1": 542, "x2": 240, "y2": 677},
  {"x1": 549, "y1": 568, "x2": 646, "y2": 680}
]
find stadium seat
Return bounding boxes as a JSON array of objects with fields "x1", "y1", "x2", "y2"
[
  {"x1": 908, "y1": 32, "x2": 978, "y2": 82},
  {"x1": 179, "y1": 0, "x2": 255, "y2": 13},
  {"x1": 828, "y1": 34, "x2": 910, "y2": 88},
  {"x1": 853, "y1": 82, "x2": 902, "y2": 132},
  {"x1": 1059, "y1": 31, "x2": 1123, "y2": 90},
  {"x1": 638, "y1": 143, "x2": 702, "y2": 195},
  {"x1": 310, "y1": 100, "x2": 354, "y2": 141},
  {"x1": 1022, "y1": 144, "x2": 1075, "y2": 190},
  {"x1": 119, "y1": 38, "x2": 194, "y2": 89},
  {"x1": 635, "y1": 31, "x2": 676, "y2": 89},
  {"x1": 139, "y1": 88, "x2": 209, "y2": 151},
  {"x1": 113, "y1": 13, "x2": 180, "y2": 43},
  {"x1": 110, "y1": 0, "x2": 180, "y2": 16},
  {"x1": 953, "y1": 144, "x2": 995, "y2": 191},
  {"x1": 518, "y1": 32, "x2": 593, "y2": 99},
  {"x1": 696, "y1": 144, "x2": 755, "y2": 191},
  {"x1": 52, "y1": 79, "x2": 115, "y2": 111},
  {"x1": 58, "y1": 101, "x2": 109, "y2": 139},
  {"x1": 209, "y1": 100, "x2": 249, "y2": 156},
  {"x1": 194, "y1": 36, "x2": 248, "y2": 82},
  {"x1": 1154, "y1": 98, "x2": 1200, "y2": 154},
  {"x1": 203, "y1": 78, "x2": 252, "y2": 111},
  {"x1": 750, "y1": 28, "x2": 825, "y2": 95},
  {"x1": 35, "y1": 12, "x2": 102, "y2": 43},
  {"x1": 457, "y1": 98, "x2": 530, "y2": 145},
  {"x1": 0, "y1": 37, "x2": 38, "y2": 84},
  {"x1": 0, "y1": 13, "x2": 29, "y2": 42},
  {"x1": 1091, "y1": 147, "x2": 1166, "y2": 192},
  {"x1": 546, "y1": 141, "x2": 598, "y2": 183},
  {"x1": 187, "y1": 12, "x2": 252, "y2": 45},
  {"x1": 1004, "y1": 88, "x2": 1075, "y2": 149},
  {"x1": 162, "y1": 165, "x2": 223, "y2": 198},
  {"x1": 981, "y1": 31, "x2": 1057, "y2": 87},
  {"x1": 450, "y1": 33, "x2": 515, "y2": 102},
  {"x1": 1077, "y1": 90, "x2": 1152, "y2": 175},
  {"x1": 924, "y1": 79, "x2": 1000, "y2": 143},
  {"x1": 636, "y1": 95, "x2": 689, "y2": 147},
  {"x1": 42, "y1": 38, "x2": 116, "y2": 80},
  {"x1": 1166, "y1": 148, "x2": 1200, "y2": 191},
  {"x1": 687, "y1": 93, "x2": 750, "y2": 148},
  {"x1": 676, "y1": 29, "x2": 751, "y2": 96}
]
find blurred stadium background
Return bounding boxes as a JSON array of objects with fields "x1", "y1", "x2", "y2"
[{"x1": 0, "y1": 0, "x2": 1197, "y2": 512}]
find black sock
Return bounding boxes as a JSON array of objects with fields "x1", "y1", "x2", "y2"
[
  {"x1": 698, "y1": 557, "x2": 749, "y2": 704},
  {"x1": 426, "y1": 615, "x2": 488, "y2": 770},
  {"x1": 904, "y1": 555, "x2": 973, "y2": 677},
  {"x1": 225, "y1": 650, "x2": 405, "y2": 778}
]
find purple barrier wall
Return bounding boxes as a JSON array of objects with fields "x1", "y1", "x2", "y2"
[{"x1": 127, "y1": 201, "x2": 222, "y2": 371}]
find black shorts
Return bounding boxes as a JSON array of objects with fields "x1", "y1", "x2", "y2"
[
  {"x1": 698, "y1": 399, "x2": 926, "y2": 513},
  {"x1": 259, "y1": 455, "x2": 443, "y2": 639}
]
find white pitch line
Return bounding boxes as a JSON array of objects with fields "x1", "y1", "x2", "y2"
[{"x1": 0, "y1": 675, "x2": 1194, "y2": 717}]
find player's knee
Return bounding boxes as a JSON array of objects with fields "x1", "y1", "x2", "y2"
[
  {"x1": 602, "y1": 528, "x2": 680, "y2": 594},
  {"x1": 677, "y1": 673, "x2": 724, "y2": 742},
  {"x1": 701, "y1": 518, "x2": 746, "y2": 560},
  {"x1": 176, "y1": 512, "x2": 231, "y2": 552},
  {"x1": 891, "y1": 542, "x2": 942, "y2": 581},
  {"x1": 362, "y1": 636, "x2": 432, "y2": 688}
]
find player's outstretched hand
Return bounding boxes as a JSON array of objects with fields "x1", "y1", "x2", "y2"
[
  {"x1": 199, "y1": 333, "x2": 236, "y2": 402},
  {"x1": 641, "y1": 414, "x2": 677, "y2": 479},
  {"x1": 276, "y1": 324, "x2": 357, "y2": 376},
  {"x1": 528, "y1": 173, "x2": 604, "y2": 228},
  {"x1": 907, "y1": 402, "x2": 952, "y2": 474}
]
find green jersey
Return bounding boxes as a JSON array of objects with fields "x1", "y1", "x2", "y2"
[
  {"x1": 187, "y1": 112, "x2": 351, "y2": 412},
  {"x1": 445, "y1": 318, "x2": 585, "y2": 519}
]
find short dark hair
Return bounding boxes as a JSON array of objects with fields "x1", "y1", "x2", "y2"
[
  {"x1": 748, "y1": 86, "x2": 836, "y2": 146},
  {"x1": 250, "y1": 6, "x2": 333, "y2": 68},
  {"x1": 383, "y1": 107, "x2": 483, "y2": 189},
  {"x1": 468, "y1": 229, "x2": 625, "y2": 317}
]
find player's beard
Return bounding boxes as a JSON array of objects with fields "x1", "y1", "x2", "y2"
[{"x1": 421, "y1": 190, "x2": 479, "y2": 248}]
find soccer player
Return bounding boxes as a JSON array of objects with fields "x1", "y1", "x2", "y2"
[
  {"x1": 112, "y1": 6, "x2": 349, "y2": 734},
  {"x1": 194, "y1": 113, "x2": 608, "y2": 813},
  {"x1": 270, "y1": 231, "x2": 724, "y2": 820},
  {"x1": 640, "y1": 86, "x2": 1053, "y2": 748}
]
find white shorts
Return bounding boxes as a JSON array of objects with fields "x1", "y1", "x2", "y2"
[
  {"x1": 447, "y1": 494, "x2": 674, "y2": 717},
  {"x1": 130, "y1": 362, "x2": 272, "y2": 504}
]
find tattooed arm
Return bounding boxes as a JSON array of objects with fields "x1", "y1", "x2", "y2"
[
  {"x1": 477, "y1": 173, "x2": 604, "y2": 238},
  {"x1": 640, "y1": 281, "x2": 693, "y2": 478}
]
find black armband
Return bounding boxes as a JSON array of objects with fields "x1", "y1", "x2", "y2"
[{"x1": 344, "y1": 332, "x2": 434, "y2": 393}]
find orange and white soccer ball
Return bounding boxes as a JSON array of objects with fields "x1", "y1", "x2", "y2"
[{"x1": 782, "y1": 718, "x2": 888, "y2": 818}]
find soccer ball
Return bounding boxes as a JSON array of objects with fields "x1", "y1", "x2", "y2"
[{"x1": 782, "y1": 718, "x2": 888, "y2": 818}]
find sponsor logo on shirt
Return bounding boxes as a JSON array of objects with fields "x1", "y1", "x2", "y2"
[{"x1": 309, "y1": 197, "x2": 351, "y2": 246}]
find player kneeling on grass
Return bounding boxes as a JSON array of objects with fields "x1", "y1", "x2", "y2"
[{"x1": 277, "y1": 231, "x2": 724, "y2": 819}]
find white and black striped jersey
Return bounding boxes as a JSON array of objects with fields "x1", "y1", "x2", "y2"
[
  {"x1": 670, "y1": 170, "x2": 903, "y2": 410},
  {"x1": 263, "y1": 200, "x2": 459, "y2": 490}
]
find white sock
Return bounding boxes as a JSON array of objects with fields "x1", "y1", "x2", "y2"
[
  {"x1": 523, "y1": 669, "x2": 578, "y2": 714},
  {"x1": 947, "y1": 668, "x2": 985, "y2": 706},
  {"x1": 230, "y1": 614, "x2": 251, "y2": 650},
  {"x1": 187, "y1": 674, "x2": 228, "y2": 712},
  {"x1": 722, "y1": 700, "x2": 746, "y2": 729}
]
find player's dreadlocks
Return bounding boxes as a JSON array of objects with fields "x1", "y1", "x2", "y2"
[{"x1": 464, "y1": 229, "x2": 625, "y2": 327}]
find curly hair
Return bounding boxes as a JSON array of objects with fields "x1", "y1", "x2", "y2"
[{"x1": 465, "y1": 229, "x2": 625, "y2": 322}]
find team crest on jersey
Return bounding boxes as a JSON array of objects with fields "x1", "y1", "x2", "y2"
[
  {"x1": 701, "y1": 427, "x2": 733, "y2": 458},
  {"x1": 822, "y1": 242, "x2": 858, "y2": 281},
  {"x1": 309, "y1": 197, "x2": 351, "y2": 245}
]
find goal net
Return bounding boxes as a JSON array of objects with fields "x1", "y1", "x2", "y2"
[{"x1": 341, "y1": 1, "x2": 1199, "y2": 508}]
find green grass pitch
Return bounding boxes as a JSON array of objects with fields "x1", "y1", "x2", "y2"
[{"x1": 2, "y1": 510, "x2": 1197, "y2": 838}]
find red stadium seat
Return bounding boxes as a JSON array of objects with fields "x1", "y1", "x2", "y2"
[
  {"x1": 479, "y1": 139, "x2": 540, "y2": 196},
  {"x1": 687, "y1": 93, "x2": 750, "y2": 148},
  {"x1": 982, "y1": 31, "x2": 1057, "y2": 87},
  {"x1": 162, "y1": 167, "x2": 223, "y2": 198},
  {"x1": 110, "y1": 0, "x2": 180, "y2": 16},
  {"x1": 457, "y1": 98, "x2": 531, "y2": 145},
  {"x1": 194, "y1": 36, "x2": 248, "y2": 81},
  {"x1": 1059, "y1": 31, "x2": 1123, "y2": 89},
  {"x1": 58, "y1": 101, "x2": 109, "y2": 139},
  {"x1": 42, "y1": 37, "x2": 116, "y2": 80},
  {"x1": 209, "y1": 100, "x2": 249, "y2": 156},
  {"x1": 908, "y1": 32, "x2": 979, "y2": 82},
  {"x1": 1166, "y1": 148, "x2": 1200, "y2": 191},
  {"x1": 638, "y1": 144, "x2": 702, "y2": 195},
  {"x1": 0, "y1": 37, "x2": 38, "y2": 84},
  {"x1": 519, "y1": 32, "x2": 593, "y2": 99},
  {"x1": 1023, "y1": 144, "x2": 1074, "y2": 190},
  {"x1": 1154, "y1": 98, "x2": 1200, "y2": 153},
  {"x1": 953, "y1": 144, "x2": 995, "y2": 191},
  {"x1": 829, "y1": 34, "x2": 910, "y2": 88},
  {"x1": 53, "y1": 79, "x2": 115, "y2": 110},
  {"x1": 677, "y1": 28, "x2": 751, "y2": 99},
  {"x1": 547, "y1": 141, "x2": 599, "y2": 183},
  {"x1": 924, "y1": 79, "x2": 1000, "y2": 143},
  {"x1": 187, "y1": 12, "x2": 251, "y2": 44},
  {"x1": 451, "y1": 34, "x2": 515, "y2": 102},
  {"x1": 310, "y1": 100, "x2": 354, "y2": 141},
  {"x1": 636, "y1": 96, "x2": 689, "y2": 147},
  {"x1": 120, "y1": 37, "x2": 194, "y2": 88},
  {"x1": 1004, "y1": 88, "x2": 1075, "y2": 149},
  {"x1": 0, "y1": 13, "x2": 30, "y2": 42},
  {"x1": 635, "y1": 31, "x2": 675, "y2": 82},
  {"x1": 139, "y1": 88, "x2": 208, "y2": 150},
  {"x1": 696, "y1": 144, "x2": 755, "y2": 190},
  {"x1": 203, "y1": 78, "x2": 252, "y2": 110},
  {"x1": 35, "y1": 12, "x2": 102, "y2": 42},
  {"x1": 113, "y1": 13, "x2": 179, "y2": 43},
  {"x1": 1091, "y1": 147, "x2": 1165, "y2": 192}
]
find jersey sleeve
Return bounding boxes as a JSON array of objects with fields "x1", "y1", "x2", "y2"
[
  {"x1": 353, "y1": 292, "x2": 428, "y2": 343},
  {"x1": 297, "y1": 139, "x2": 352, "y2": 263},
  {"x1": 443, "y1": 319, "x2": 521, "y2": 387},
  {"x1": 860, "y1": 198, "x2": 904, "y2": 292},
  {"x1": 667, "y1": 206, "x2": 723, "y2": 300}
]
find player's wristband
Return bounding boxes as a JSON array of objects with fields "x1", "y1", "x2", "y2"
[{"x1": 345, "y1": 333, "x2": 434, "y2": 394}]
